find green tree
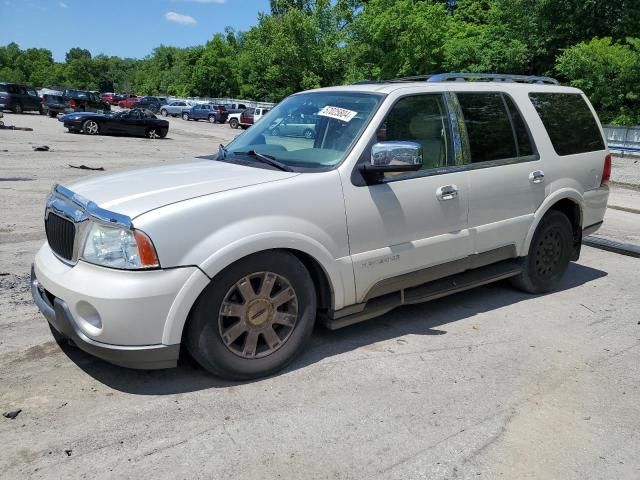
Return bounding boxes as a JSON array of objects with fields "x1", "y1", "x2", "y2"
[{"x1": 555, "y1": 37, "x2": 640, "y2": 124}]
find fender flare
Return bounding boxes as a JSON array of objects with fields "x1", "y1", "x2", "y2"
[
  {"x1": 161, "y1": 232, "x2": 347, "y2": 345},
  {"x1": 521, "y1": 188, "x2": 584, "y2": 255}
]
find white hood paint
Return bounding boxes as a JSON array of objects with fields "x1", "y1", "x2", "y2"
[{"x1": 67, "y1": 159, "x2": 298, "y2": 219}]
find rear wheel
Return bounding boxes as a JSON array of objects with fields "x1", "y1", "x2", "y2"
[
  {"x1": 82, "y1": 120, "x2": 100, "y2": 135},
  {"x1": 186, "y1": 251, "x2": 317, "y2": 380},
  {"x1": 512, "y1": 210, "x2": 573, "y2": 294},
  {"x1": 182, "y1": 112, "x2": 189, "y2": 121},
  {"x1": 48, "y1": 110, "x2": 57, "y2": 118},
  {"x1": 157, "y1": 127, "x2": 168, "y2": 138},
  {"x1": 14, "y1": 103, "x2": 23, "y2": 114},
  {"x1": 208, "y1": 115, "x2": 216, "y2": 123},
  {"x1": 145, "y1": 127, "x2": 158, "y2": 138},
  {"x1": 303, "y1": 128, "x2": 315, "y2": 139},
  {"x1": 160, "y1": 109, "x2": 168, "y2": 117},
  {"x1": 229, "y1": 118, "x2": 239, "y2": 129},
  {"x1": 270, "y1": 127, "x2": 280, "y2": 136}
]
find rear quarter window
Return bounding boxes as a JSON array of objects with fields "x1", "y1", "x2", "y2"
[{"x1": 529, "y1": 93, "x2": 605, "y2": 156}]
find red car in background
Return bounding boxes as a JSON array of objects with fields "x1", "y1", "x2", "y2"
[
  {"x1": 100, "y1": 92, "x2": 122, "y2": 106},
  {"x1": 118, "y1": 95, "x2": 140, "y2": 109}
]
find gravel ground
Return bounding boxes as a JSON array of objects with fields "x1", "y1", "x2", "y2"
[
  {"x1": 612, "y1": 155, "x2": 640, "y2": 186},
  {"x1": 1, "y1": 112, "x2": 639, "y2": 479}
]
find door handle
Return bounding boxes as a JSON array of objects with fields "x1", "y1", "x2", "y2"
[
  {"x1": 529, "y1": 170, "x2": 545, "y2": 184},
  {"x1": 437, "y1": 185, "x2": 458, "y2": 201}
]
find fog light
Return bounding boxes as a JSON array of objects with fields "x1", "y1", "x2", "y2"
[{"x1": 75, "y1": 301, "x2": 102, "y2": 333}]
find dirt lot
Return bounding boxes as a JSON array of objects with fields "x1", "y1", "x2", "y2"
[{"x1": 1, "y1": 112, "x2": 640, "y2": 479}]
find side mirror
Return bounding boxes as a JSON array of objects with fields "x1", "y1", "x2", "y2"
[{"x1": 359, "y1": 141, "x2": 422, "y2": 181}]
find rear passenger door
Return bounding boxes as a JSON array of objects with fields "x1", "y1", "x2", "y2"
[{"x1": 455, "y1": 92, "x2": 545, "y2": 256}]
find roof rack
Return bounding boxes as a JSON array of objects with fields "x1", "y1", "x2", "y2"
[
  {"x1": 426, "y1": 73, "x2": 559, "y2": 85},
  {"x1": 352, "y1": 73, "x2": 559, "y2": 85}
]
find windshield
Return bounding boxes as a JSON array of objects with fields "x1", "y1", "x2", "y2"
[{"x1": 224, "y1": 91, "x2": 382, "y2": 170}]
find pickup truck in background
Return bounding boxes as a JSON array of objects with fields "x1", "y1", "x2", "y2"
[{"x1": 229, "y1": 107, "x2": 270, "y2": 129}]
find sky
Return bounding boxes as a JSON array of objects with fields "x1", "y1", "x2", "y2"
[{"x1": 0, "y1": 0, "x2": 271, "y2": 61}]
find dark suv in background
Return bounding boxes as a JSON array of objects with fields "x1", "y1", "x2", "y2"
[
  {"x1": 0, "y1": 82, "x2": 42, "y2": 114},
  {"x1": 63, "y1": 89, "x2": 110, "y2": 113},
  {"x1": 42, "y1": 94, "x2": 72, "y2": 117},
  {"x1": 134, "y1": 96, "x2": 167, "y2": 113}
]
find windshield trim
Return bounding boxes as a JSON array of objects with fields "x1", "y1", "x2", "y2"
[{"x1": 224, "y1": 91, "x2": 387, "y2": 173}]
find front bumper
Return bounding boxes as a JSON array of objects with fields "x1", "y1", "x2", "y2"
[
  {"x1": 32, "y1": 266, "x2": 180, "y2": 369},
  {"x1": 31, "y1": 243, "x2": 206, "y2": 369}
]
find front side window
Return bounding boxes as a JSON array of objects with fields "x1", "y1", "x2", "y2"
[
  {"x1": 529, "y1": 93, "x2": 605, "y2": 155},
  {"x1": 225, "y1": 92, "x2": 382, "y2": 170},
  {"x1": 456, "y1": 93, "x2": 518, "y2": 163},
  {"x1": 375, "y1": 94, "x2": 452, "y2": 179}
]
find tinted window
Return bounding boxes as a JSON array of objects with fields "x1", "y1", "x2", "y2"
[
  {"x1": 529, "y1": 93, "x2": 605, "y2": 155},
  {"x1": 457, "y1": 93, "x2": 517, "y2": 162},
  {"x1": 0, "y1": 84, "x2": 7, "y2": 93},
  {"x1": 377, "y1": 94, "x2": 452, "y2": 177},
  {"x1": 504, "y1": 95, "x2": 534, "y2": 157}
]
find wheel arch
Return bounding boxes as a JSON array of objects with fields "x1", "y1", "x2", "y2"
[
  {"x1": 523, "y1": 189, "x2": 584, "y2": 260},
  {"x1": 162, "y1": 243, "x2": 343, "y2": 346}
]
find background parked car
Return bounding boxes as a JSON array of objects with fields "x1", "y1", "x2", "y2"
[
  {"x1": 268, "y1": 113, "x2": 317, "y2": 139},
  {"x1": 236, "y1": 107, "x2": 270, "y2": 129},
  {"x1": 221, "y1": 102, "x2": 247, "y2": 115},
  {"x1": 182, "y1": 103, "x2": 229, "y2": 123},
  {"x1": 160, "y1": 100, "x2": 189, "y2": 117},
  {"x1": 100, "y1": 92, "x2": 122, "y2": 106},
  {"x1": 42, "y1": 94, "x2": 73, "y2": 117},
  {"x1": 0, "y1": 82, "x2": 42, "y2": 114},
  {"x1": 60, "y1": 108, "x2": 169, "y2": 138},
  {"x1": 135, "y1": 96, "x2": 167, "y2": 113},
  {"x1": 63, "y1": 89, "x2": 111, "y2": 113},
  {"x1": 118, "y1": 95, "x2": 140, "y2": 109}
]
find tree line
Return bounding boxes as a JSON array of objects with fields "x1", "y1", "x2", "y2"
[{"x1": 2, "y1": 0, "x2": 640, "y2": 124}]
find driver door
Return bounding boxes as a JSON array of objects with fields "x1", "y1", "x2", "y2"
[{"x1": 341, "y1": 93, "x2": 472, "y2": 303}]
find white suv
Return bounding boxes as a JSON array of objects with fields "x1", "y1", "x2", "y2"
[{"x1": 32, "y1": 73, "x2": 611, "y2": 379}]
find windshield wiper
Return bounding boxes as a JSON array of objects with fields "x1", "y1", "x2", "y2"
[
  {"x1": 218, "y1": 144, "x2": 227, "y2": 160},
  {"x1": 235, "y1": 150, "x2": 294, "y2": 172}
]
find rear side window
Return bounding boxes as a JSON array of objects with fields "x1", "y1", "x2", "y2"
[
  {"x1": 529, "y1": 93, "x2": 605, "y2": 155},
  {"x1": 456, "y1": 93, "x2": 517, "y2": 162}
]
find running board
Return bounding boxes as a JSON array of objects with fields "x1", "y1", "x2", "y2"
[{"x1": 322, "y1": 260, "x2": 522, "y2": 330}]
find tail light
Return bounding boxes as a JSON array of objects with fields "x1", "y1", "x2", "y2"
[
  {"x1": 601, "y1": 153, "x2": 612, "y2": 186},
  {"x1": 68, "y1": 99, "x2": 76, "y2": 107}
]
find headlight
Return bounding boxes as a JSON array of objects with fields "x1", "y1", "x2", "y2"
[{"x1": 81, "y1": 222, "x2": 159, "y2": 270}]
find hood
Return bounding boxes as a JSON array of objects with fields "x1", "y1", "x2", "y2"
[
  {"x1": 58, "y1": 112, "x2": 110, "y2": 122},
  {"x1": 64, "y1": 159, "x2": 298, "y2": 219}
]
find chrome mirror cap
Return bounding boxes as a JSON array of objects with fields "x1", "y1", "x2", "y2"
[{"x1": 371, "y1": 141, "x2": 423, "y2": 167}]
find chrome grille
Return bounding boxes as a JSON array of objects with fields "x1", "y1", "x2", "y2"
[{"x1": 45, "y1": 213, "x2": 75, "y2": 261}]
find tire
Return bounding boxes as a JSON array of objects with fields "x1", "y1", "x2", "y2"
[
  {"x1": 14, "y1": 103, "x2": 23, "y2": 114},
  {"x1": 186, "y1": 251, "x2": 317, "y2": 380},
  {"x1": 512, "y1": 210, "x2": 573, "y2": 294},
  {"x1": 270, "y1": 127, "x2": 280, "y2": 136},
  {"x1": 229, "y1": 118, "x2": 239, "y2": 129},
  {"x1": 39, "y1": 105, "x2": 44, "y2": 115},
  {"x1": 160, "y1": 109, "x2": 168, "y2": 117},
  {"x1": 82, "y1": 119, "x2": 100, "y2": 135},
  {"x1": 303, "y1": 128, "x2": 315, "y2": 139},
  {"x1": 182, "y1": 113, "x2": 189, "y2": 121},
  {"x1": 48, "y1": 110, "x2": 57, "y2": 118},
  {"x1": 157, "y1": 127, "x2": 168, "y2": 138},
  {"x1": 208, "y1": 115, "x2": 216, "y2": 123},
  {"x1": 145, "y1": 127, "x2": 158, "y2": 138}
]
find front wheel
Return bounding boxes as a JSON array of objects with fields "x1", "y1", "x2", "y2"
[
  {"x1": 48, "y1": 110, "x2": 57, "y2": 118},
  {"x1": 145, "y1": 127, "x2": 158, "y2": 138},
  {"x1": 208, "y1": 115, "x2": 216, "y2": 123},
  {"x1": 14, "y1": 103, "x2": 23, "y2": 114},
  {"x1": 157, "y1": 127, "x2": 168, "y2": 138},
  {"x1": 160, "y1": 109, "x2": 168, "y2": 117},
  {"x1": 303, "y1": 128, "x2": 315, "y2": 139},
  {"x1": 186, "y1": 251, "x2": 317, "y2": 380},
  {"x1": 512, "y1": 210, "x2": 573, "y2": 294},
  {"x1": 182, "y1": 113, "x2": 189, "y2": 121},
  {"x1": 82, "y1": 119, "x2": 100, "y2": 135},
  {"x1": 229, "y1": 118, "x2": 239, "y2": 129}
]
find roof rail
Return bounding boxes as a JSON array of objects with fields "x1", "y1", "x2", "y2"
[{"x1": 426, "y1": 73, "x2": 559, "y2": 85}]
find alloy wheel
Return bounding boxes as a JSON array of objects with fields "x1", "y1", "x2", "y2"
[
  {"x1": 218, "y1": 271, "x2": 298, "y2": 359},
  {"x1": 84, "y1": 120, "x2": 99, "y2": 135}
]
